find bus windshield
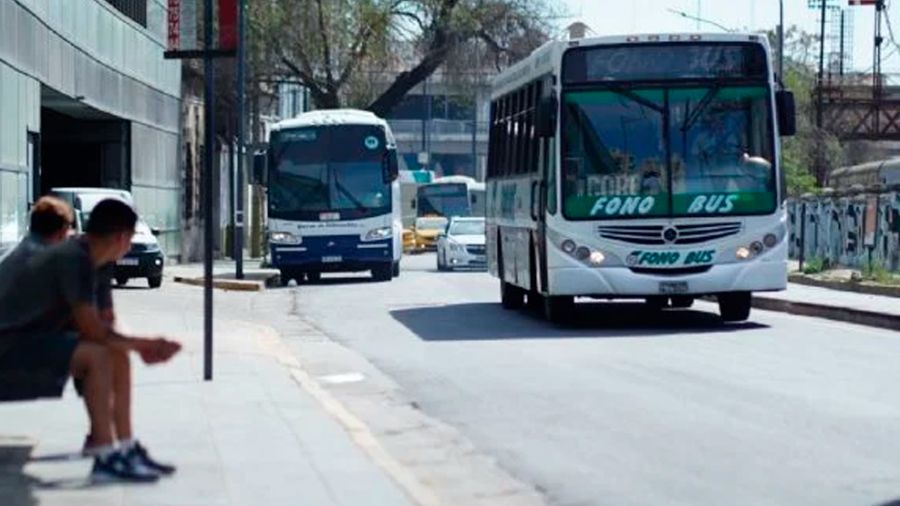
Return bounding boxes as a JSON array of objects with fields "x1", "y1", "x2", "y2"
[
  {"x1": 417, "y1": 183, "x2": 469, "y2": 218},
  {"x1": 269, "y1": 125, "x2": 391, "y2": 220},
  {"x1": 562, "y1": 85, "x2": 775, "y2": 220}
]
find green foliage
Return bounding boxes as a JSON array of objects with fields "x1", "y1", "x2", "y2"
[
  {"x1": 862, "y1": 260, "x2": 899, "y2": 284},
  {"x1": 802, "y1": 256, "x2": 826, "y2": 275}
]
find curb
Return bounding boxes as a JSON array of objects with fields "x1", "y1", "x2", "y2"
[
  {"x1": 172, "y1": 276, "x2": 265, "y2": 292},
  {"x1": 0, "y1": 436, "x2": 34, "y2": 466},
  {"x1": 752, "y1": 295, "x2": 900, "y2": 331},
  {"x1": 788, "y1": 274, "x2": 900, "y2": 298}
]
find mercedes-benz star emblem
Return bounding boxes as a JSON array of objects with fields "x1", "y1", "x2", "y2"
[{"x1": 662, "y1": 227, "x2": 678, "y2": 243}]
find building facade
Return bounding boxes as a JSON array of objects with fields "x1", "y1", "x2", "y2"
[{"x1": 0, "y1": 0, "x2": 181, "y2": 254}]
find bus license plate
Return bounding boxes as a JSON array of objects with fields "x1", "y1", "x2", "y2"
[
  {"x1": 659, "y1": 281, "x2": 688, "y2": 294},
  {"x1": 322, "y1": 255, "x2": 342, "y2": 263}
]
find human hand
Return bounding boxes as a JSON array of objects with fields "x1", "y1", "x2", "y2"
[{"x1": 135, "y1": 338, "x2": 182, "y2": 364}]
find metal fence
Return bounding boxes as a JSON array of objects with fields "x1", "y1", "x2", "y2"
[
  {"x1": 388, "y1": 119, "x2": 489, "y2": 137},
  {"x1": 787, "y1": 188, "x2": 900, "y2": 270}
]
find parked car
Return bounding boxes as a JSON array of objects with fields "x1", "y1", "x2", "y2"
[
  {"x1": 412, "y1": 216, "x2": 448, "y2": 252},
  {"x1": 436, "y1": 217, "x2": 486, "y2": 271},
  {"x1": 51, "y1": 187, "x2": 164, "y2": 288}
]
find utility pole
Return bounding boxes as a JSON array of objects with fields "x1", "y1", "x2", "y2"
[
  {"x1": 778, "y1": 0, "x2": 784, "y2": 85},
  {"x1": 235, "y1": 0, "x2": 246, "y2": 279},
  {"x1": 816, "y1": 0, "x2": 827, "y2": 129}
]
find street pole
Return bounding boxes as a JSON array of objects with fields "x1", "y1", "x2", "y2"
[
  {"x1": 203, "y1": 0, "x2": 215, "y2": 381},
  {"x1": 696, "y1": 0, "x2": 701, "y2": 31},
  {"x1": 778, "y1": 0, "x2": 784, "y2": 85},
  {"x1": 235, "y1": 0, "x2": 245, "y2": 279}
]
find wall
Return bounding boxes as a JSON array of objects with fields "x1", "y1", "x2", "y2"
[
  {"x1": 0, "y1": 0, "x2": 181, "y2": 256},
  {"x1": 788, "y1": 190, "x2": 900, "y2": 270}
]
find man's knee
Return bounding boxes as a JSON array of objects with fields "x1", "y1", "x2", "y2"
[{"x1": 70, "y1": 342, "x2": 112, "y2": 378}]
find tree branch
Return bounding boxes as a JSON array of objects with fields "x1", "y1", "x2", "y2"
[{"x1": 314, "y1": 0, "x2": 335, "y2": 89}]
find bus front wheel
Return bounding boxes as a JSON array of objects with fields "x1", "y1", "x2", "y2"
[
  {"x1": 544, "y1": 295, "x2": 574, "y2": 324},
  {"x1": 500, "y1": 281, "x2": 525, "y2": 309},
  {"x1": 718, "y1": 292, "x2": 751, "y2": 322}
]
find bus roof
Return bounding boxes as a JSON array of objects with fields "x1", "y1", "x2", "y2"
[
  {"x1": 271, "y1": 109, "x2": 390, "y2": 132},
  {"x1": 490, "y1": 32, "x2": 771, "y2": 98}
]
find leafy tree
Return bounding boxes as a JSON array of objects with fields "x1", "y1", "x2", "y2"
[{"x1": 249, "y1": 0, "x2": 556, "y2": 116}]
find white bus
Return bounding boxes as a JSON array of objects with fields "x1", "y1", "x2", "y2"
[
  {"x1": 486, "y1": 33, "x2": 796, "y2": 323},
  {"x1": 416, "y1": 175, "x2": 486, "y2": 218},
  {"x1": 262, "y1": 109, "x2": 402, "y2": 284}
]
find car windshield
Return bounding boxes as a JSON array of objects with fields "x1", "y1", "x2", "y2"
[
  {"x1": 416, "y1": 218, "x2": 447, "y2": 230},
  {"x1": 449, "y1": 220, "x2": 485, "y2": 236},
  {"x1": 561, "y1": 85, "x2": 775, "y2": 219}
]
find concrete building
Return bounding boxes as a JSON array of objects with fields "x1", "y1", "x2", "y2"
[{"x1": 0, "y1": 0, "x2": 181, "y2": 254}]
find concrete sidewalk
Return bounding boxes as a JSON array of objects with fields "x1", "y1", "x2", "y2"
[
  {"x1": 753, "y1": 283, "x2": 900, "y2": 331},
  {"x1": 0, "y1": 285, "x2": 413, "y2": 506}
]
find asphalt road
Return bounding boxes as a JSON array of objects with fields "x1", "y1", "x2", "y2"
[{"x1": 283, "y1": 254, "x2": 900, "y2": 505}]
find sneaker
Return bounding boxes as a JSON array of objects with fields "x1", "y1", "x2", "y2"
[
  {"x1": 91, "y1": 451, "x2": 160, "y2": 483},
  {"x1": 126, "y1": 442, "x2": 176, "y2": 476}
]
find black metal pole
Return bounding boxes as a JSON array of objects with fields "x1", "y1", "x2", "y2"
[
  {"x1": 235, "y1": 0, "x2": 245, "y2": 279},
  {"x1": 839, "y1": 10, "x2": 845, "y2": 76},
  {"x1": 799, "y1": 202, "x2": 807, "y2": 272},
  {"x1": 203, "y1": 0, "x2": 215, "y2": 381},
  {"x1": 228, "y1": 139, "x2": 235, "y2": 259}
]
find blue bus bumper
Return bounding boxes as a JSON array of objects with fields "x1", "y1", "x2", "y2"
[{"x1": 270, "y1": 236, "x2": 393, "y2": 273}]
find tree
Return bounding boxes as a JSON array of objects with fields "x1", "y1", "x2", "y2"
[
  {"x1": 768, "y1": 26, "x2": 846, "y2": 195},
  {"x1": 249, "y1": 0, "x2": 555, "y2": 117}
]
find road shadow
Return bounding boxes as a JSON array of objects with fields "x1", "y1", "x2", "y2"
[
  {"x1": 874, "y1": 500, "x2": 900, "y2": 506},
  {"x1": 391, "y1": 301, "x2": 768, "y2": 341}
]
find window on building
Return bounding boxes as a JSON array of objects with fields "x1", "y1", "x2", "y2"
[{"x1": 104, "y1": 0, "x2": 148, "y2": 28}]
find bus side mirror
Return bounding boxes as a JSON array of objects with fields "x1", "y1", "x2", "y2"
[
  {"x1": 536, "y1": 92, "x2": 558, "y2": 138},
  {"x1": 252, "y1": 151, "x2": 268, "y2": 185},
  {"x1": 776, "y1": 90, "x2": 796, "y2": 137},
  {"x1": 383, "y1": 149, "x2": 399, "y2": 183}
]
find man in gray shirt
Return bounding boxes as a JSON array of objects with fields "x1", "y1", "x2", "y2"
[{"x1": 0, "y1": 198, "x2": 180, "y2": 483}]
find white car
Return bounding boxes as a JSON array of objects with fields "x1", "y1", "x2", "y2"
[{"x1": 436, "y1": 217, "x2": 487, "y2": 271}]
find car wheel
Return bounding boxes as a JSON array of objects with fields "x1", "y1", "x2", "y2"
[
  {"x1": 372, "y1": 263, "x2": 393, "y2": 282},
  {"x1": 392, "y1": 261, "x2": 400, "y2": 277},
  {"x1": 148, "y1": 276, "x2": 162, "y2": 289},
  {"x1": 115, "y1": 276, "x2": 129, "y2": 286},
  {"x1": 306, "y1": 271, "x2": 321, "y2": 283}
]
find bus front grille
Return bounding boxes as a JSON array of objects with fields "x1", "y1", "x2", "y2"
[{"x1": 597, "y1": 222, "x2": 742, "y2": 246}]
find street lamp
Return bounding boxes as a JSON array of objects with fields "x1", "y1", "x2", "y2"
[{"x1": 666, "y1": 8, "x2": 734, "y2": 32}]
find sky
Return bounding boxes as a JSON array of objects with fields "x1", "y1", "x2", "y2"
[{"x1": 561, "y1": 0, "x2": 900, "y2": 74}]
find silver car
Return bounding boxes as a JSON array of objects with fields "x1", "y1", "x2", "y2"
[{"x1": 436, "y1": 217, "x2": 487, "y2": 271}]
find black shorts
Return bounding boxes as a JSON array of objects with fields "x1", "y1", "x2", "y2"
[{"x1": 0, "y1": 333, "x2": 79, "y2": 401}]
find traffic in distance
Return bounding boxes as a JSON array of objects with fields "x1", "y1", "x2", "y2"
[{"x1": 255, "y1": 32, "x2": 796, "y2": 327}]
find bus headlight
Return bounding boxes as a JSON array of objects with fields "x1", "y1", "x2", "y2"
[
  {"x1": 270, "y1": 231, "x2": 301, "y2": 245},
  {"x1": 588, "y1": 250, "x2": 606, "y2": 265},
  {"x1": 735, "y1": 246, "x2": 752, "y2": 260},
  {"x1": 561, "y1": 240, "x2": 577, "y2": 254},
  {"x1": 763, "y1": 233, "x2": 778, "y2": 248},
  {"x1": 364, "y1": 227, "x2": 392, "y2": 241}
]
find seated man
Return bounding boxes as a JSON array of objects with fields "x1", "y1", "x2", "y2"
[{"x1": 0, "y1": 198, "x2": 181, "y2": 482}]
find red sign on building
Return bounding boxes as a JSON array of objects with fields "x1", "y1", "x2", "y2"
[
  {"x1": 218, "y1": 0, "x2": 238, "y2": 51},
  {"x1": 167, "y1": 0, "x2": 181, "y2": 51}
]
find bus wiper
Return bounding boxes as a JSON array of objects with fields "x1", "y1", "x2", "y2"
[
  {"x1": 681, "y1": 82, "x2": 723, "y2": 133},
  {"x1": 607, "y1": 85, "x2": 664, "y2": 114}
]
